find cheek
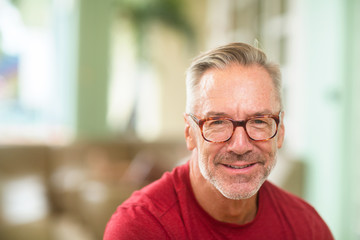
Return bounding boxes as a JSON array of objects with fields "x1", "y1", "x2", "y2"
[
  {"x1": 199, "y1": 142, "x2": 226, "y2": 163},
  {"x1": 254, "y1": 141, "x2": 278, "y2": 157}
]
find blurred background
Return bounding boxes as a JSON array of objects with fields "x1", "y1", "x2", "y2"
[{"x1": 0, "y1": 0, "x2": 359, "y2": 239}]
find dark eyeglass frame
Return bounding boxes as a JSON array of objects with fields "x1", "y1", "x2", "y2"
[{"x1": 188, "y1": 112, "x2": 281, "y2": 143}]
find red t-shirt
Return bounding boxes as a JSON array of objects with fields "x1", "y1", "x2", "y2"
[{"x1": 104, "y1": 162, "x2": 334, "y2": 240}]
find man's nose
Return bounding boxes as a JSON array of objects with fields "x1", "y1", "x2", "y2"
[{"x1": 226, "y1": 126, "x2": 253, "y2": 155}]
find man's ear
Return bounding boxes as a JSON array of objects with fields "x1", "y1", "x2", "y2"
[
  {"x1": 184, "y1": 113, "x2": 196, "y2": 151},
  {"x1": 277, "y1": 111, "x2": 285, "y2": 149}
]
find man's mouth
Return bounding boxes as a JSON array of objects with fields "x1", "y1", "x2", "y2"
[{"x1": 223, "y1": 163, "x2": 256, "y2": 169}]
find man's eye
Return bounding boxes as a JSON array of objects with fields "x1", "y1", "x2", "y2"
[
  {"x1": 253, "y1": 119, "x2": 267, "y2": 125},
  {"x1": 210, "y1": 120, "x2": 225, "y2": 125}
]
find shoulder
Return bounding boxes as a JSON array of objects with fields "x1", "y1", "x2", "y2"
[
  {"x1": 262, "y1": 181, "x2": 318, "y2": 214},
  {"x1": 261, "y1": 181, "x2": 334, "y2": 239},
  {"x1": 104, "y1": 163, "x2": 189, "y2": 240},
  {"x1": 103, "y1": 201, "x2": 169, "y2": 240}
]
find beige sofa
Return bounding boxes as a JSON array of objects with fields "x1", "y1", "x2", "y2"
[{"x1": 0, "y1": 141, "x2": 188, "y2": 240}]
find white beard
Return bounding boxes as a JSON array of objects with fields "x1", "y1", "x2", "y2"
[{"x1": 198, "y1": 152, "x2": 277, "y2": 200}]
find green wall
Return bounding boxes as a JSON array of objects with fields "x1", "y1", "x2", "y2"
[
  {"x1": 75, "y1": 0, "x2": 113, "y2": 140},
  {"x1": 343, "y1": 0, "x2": 360, "y2": 238},
  {"x1": 303, "y1": 0, "x2": 359, "y2": 239}
]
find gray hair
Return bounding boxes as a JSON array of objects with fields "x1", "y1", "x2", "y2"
[{"x1": 185, "y1": 42, "x2": 282, "y2": 112}]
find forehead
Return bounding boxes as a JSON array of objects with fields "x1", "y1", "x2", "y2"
[{"x1": 196, "y1": 64, "x2": 280, "y2": 117}]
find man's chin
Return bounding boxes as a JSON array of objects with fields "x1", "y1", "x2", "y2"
[{"x1": 211, "y1": 178, "x2": 266, "y2": 200}]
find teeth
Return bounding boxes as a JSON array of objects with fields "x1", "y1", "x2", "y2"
[{"x1": 226, "y1": 164, "x2": 253, "y2": 169}]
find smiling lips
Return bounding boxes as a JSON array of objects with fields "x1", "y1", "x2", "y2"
[{"x1": 223, "y1": 163, "x2": 257, "y2": 169}]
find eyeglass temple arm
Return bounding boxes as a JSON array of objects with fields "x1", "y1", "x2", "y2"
[{"x1": 188, "y1": 113, "x2": 200, "y2": 125}]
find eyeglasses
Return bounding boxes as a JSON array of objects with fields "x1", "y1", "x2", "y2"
[{"x1": 188, "y1": 112, "x2": 281, "y2": 143}]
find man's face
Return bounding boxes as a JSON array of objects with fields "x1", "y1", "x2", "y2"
[{"x1": 185, "y1": 64, "x2": 284, "y2": 200}]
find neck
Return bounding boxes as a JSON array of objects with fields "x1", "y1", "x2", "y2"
[{"x1": 189, "y1": 152, "x2": 258, "y2": 225}]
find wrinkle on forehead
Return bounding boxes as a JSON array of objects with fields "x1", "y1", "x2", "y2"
[{"x1": 194, "y1": 64, "x2": 280, "y2": 117}]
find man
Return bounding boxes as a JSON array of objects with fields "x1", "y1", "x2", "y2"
[{"x1": 104, "y1": 42, "x2": 334, "y2": 239}]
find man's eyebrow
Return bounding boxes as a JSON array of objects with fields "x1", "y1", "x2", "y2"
[
  {"x1": 251, "y1": 110, "x2": 275, "y2": 116},
  {"x1": 205, "y1": 111, "x2": 228, "y2": 117},
  {"x1": 204, "y1": 111, "x2": 230, "y2": 117}
]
